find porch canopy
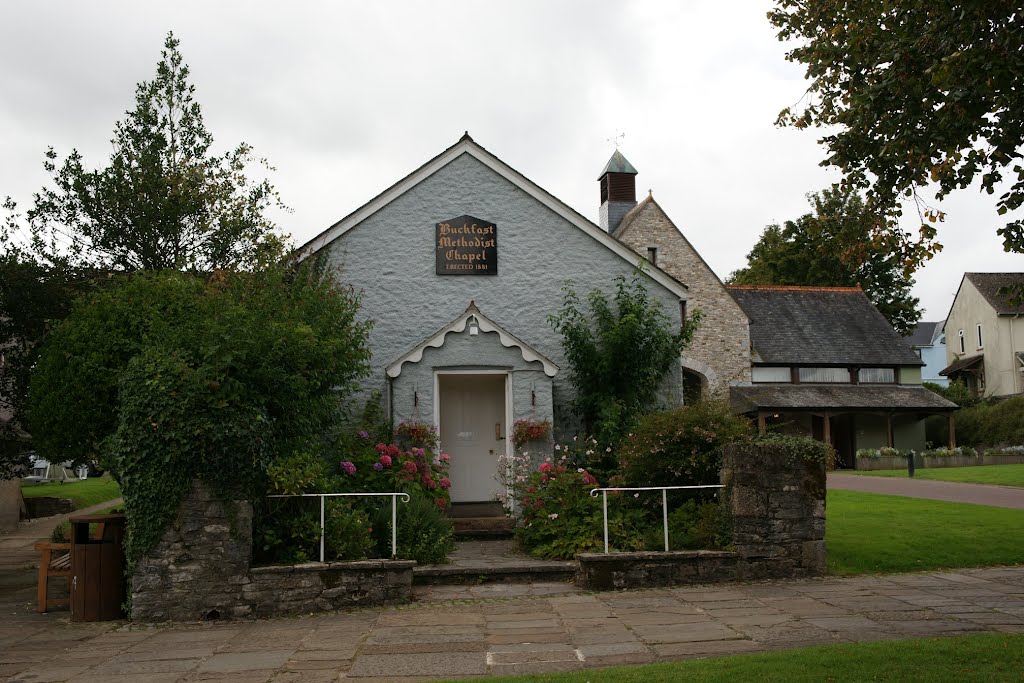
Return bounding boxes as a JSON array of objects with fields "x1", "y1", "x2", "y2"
[{"x1": 730, "y1": 384, "x2": 959, "y2": 448}]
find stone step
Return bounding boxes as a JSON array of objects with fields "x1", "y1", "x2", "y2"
[
  {"x1": 448, "y1": 502, "x2": 505, "y2": 518},
  {"x1": 452, "y1": 515, "x2": 515, "y2": 540},
  {"x1": 413, "y1": 561, "x2": 577, "y2": 585}
]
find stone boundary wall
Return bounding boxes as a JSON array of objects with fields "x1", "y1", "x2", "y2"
[
  {"x1": 855, "y1": 454, "x2": 1024, "y2": 471},
  {"x1": 131, "y1": 482, "x2": 414, "y2": 622},
  {"x1": 579, "y1": 444, "x2": 827, "y2": 590},
  {"x1": 23, "y1": 496, "x2": 74, "y2": 519}
]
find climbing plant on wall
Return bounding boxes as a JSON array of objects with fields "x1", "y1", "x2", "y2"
[{"x1": 27, "y1": 264, "x2": 371, "y2": 570}]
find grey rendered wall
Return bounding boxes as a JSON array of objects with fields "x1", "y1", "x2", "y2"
[{"x1": 323, "y1": 153, "x2": 684, "y2": 432}]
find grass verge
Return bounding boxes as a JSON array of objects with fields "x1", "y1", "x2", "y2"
[
  {"x1": 469, "y1": 633, "x2": 1024, "y2": 682},
  {"x1": 850, "y1": 463, "x2": 1024, "y2": 487},
  {"x1": 21, "y1": 476, "x2": 122, "y2": 510},
  {"x1": 826, "y1": 489, "x2": 1024, "y2": 574}
]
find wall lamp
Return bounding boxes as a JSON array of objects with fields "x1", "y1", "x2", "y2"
[{"x1": 468, "y1": 314, "x2": 479, "y2": 336}]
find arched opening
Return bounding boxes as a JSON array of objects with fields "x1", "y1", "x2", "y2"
[{"x1": 682, "y1": 368, "x2": 707, "y2": 405}]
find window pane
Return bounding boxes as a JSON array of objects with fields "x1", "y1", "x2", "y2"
[
  {"x1": 798, "y1": 367, "x2": 850, "y2": 383},
  {"x1": 752, "y1": 366, "x2": 790, "y2": 383},
  {"x1": 858, "y1": 368, "x2": 895, "y2": 384}
]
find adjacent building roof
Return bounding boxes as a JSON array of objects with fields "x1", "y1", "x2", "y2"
[
  {"x1": 727, "y1": 286, "x2": 924, "y2": 367},
  {"x1": 598, "y1": 149, "x2": 638, "y2": 178},
  {"x1": 904, "y1": 320, "x2": 943, "y2": 348},
  {"x1": 730, "y1": 384, "x2": 958, "y2": 414},
  {"x1": 965, "y1": 273, "x2": 1024, "y2": 315}
]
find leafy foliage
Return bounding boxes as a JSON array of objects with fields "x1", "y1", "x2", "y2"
[
  {"x1": 954, "y1": 397, "x2": 1024, "y2": 449},
  {"x1": 729, "y1": 188, "x2": 921, "y2": 334},
  {"x1": 923, "y1": 380, "x2": 980, "y2": 408},
  {"x1": 753, "y1": 433, "x2": 837, "y2": 468},
  {"x1": 770, "y1": 1, "x2": 1024, "y2": 259},
  {"x1": 28, "y1": 266, "x2": 371, "y2": 569},
  {"x1": 548, "y1": 271, "x2": 700, "y2": 447},
  {"x1": 514, "y1": 462, "x2": 610, "y2": 559},
  {"x1": 0, "y1": 32, "x2": 286, "y2": 479},
  {"x1": 6, "y1": 32, "x2": 285, "y2": 272},
  {"x1": 370, "y1": 494, "x2": 454, "y2": 565},
  {"x1": 617, "y1": 401, "x2": 753, "y2": 488},
  {"x1": 662, "y1": 498, "x2": 733, "y2": 551}
]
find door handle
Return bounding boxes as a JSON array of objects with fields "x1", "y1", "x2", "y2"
[{"x1": 496, "y1": 423, "x2": 504, "y2": 440}]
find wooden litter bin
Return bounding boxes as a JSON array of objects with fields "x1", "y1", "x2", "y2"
[{"x1": 69, "y1": 513, "x2": 126, "y2": 621}]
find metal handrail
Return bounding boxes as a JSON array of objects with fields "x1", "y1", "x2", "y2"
[
  {"x1": 589, "y1": 485, "x2": 725, "y2": 553},
  {"x1": 267, "y1": 492, "x2": 411, "y2": 562}
]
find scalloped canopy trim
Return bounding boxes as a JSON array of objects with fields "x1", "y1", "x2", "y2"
[{"x1": 385, "y1": 305, "x2": 558, "y2": 378}]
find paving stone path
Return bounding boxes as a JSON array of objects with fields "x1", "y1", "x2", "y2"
[
  {"x1": 829, "y1": 472, "x2": 1024, "y2": 509},
  {"x1": 3, "y1": 566, "x2": 1024, "y2": 682}
]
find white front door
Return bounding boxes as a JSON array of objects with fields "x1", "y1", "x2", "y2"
[{"x1": 438, "y1": 373, "x2": 506, "y2": 503}]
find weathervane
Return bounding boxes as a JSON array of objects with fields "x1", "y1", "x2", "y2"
[{"x1": 606, "y1": 130, "x2": 626, "y2": 148}]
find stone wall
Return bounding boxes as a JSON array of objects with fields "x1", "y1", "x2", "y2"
[
  {"x1": 723, "y1": 443, "x2": 827, "y2": 575},
  {"x1": 131, "y1": 481, "x2": 414, "y2": 622},
  {"x1": 23, "y1": 496, "x2": 74, "y2": 519},
  {"x1": 614, "y1": 197, "x2": 752, "y2": 398},
  {"x1": 579, "y1": 443, "x2": 827, "y2": 589}
]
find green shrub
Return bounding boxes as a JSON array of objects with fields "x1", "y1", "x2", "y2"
[
  {"x1": 372, "y1": 493, "x2": 454, "y2": 564},
  {"x1": 656, "y1": 498, "x2": 732, "y2": 551},
  {"x1": 617, "y1": 401, "x2": 753, "y2": 488},
  {"x1": 754, "y1": 433, "x2": 837, "y2": 468},
  {"x1": 515, "y1": 462, "x2": 605, "y2": 559},
  {"x1": 957, "y1": 397, "x2": 1024, "y2": 448},
  {"x1": 324, "y1": 500, "x2": 374, "y2": 561}
]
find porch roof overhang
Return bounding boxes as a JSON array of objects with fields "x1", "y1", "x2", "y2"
[
  {"x1": 385, "y1": 301, "x2": 559, "y2": 379},
  {"x1": 939, "y1": 354, "x2": 984, "y2": 377},
  {"x1": 730, "y1": 384, "x2": 958, "y2": 415}
]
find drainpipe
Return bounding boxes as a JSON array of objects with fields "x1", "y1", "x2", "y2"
[{"x1": 1011, "y1": 315, "x2": 1021, "y2": 395}]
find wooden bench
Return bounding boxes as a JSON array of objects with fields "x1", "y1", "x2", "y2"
[
  {"x1": 34, "y1": 521, "x2": 108, "y2": 613},
  {"x1": 34, "y1": 542, "x2": 72, "y2": 613}
]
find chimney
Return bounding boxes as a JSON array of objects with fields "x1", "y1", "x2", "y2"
[{"x1": 598, "y1": 149, "x2": 638, "y2": 233}]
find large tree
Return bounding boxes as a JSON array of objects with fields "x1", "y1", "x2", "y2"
[
  {"x1": 7, "y1": 32, "x2": 285, "y2": 272},
  {"x1": 729, "y1": 188, "x2": 921, "y2": 335},
  {"x1": 0, "y1": 32, "x2": 287, "y2": 478},
  {"x1": 769, "y1": 1, "x2": 1024, "y2": 262}
]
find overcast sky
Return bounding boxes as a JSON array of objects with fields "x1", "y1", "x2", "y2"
[{"x1": 2, "y1": 1, "x2": 1021, "y2": 321}]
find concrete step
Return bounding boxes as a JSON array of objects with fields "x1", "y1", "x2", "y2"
[{"x1": 452, "y1": 515, "x2": 515, "y2": 540}]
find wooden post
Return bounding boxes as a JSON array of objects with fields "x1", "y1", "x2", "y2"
[
  {"x1": 885, "y1": 413, "x2": 894, "y2": 448},
  {"x1": 823, "y1": 413, "x2": 832, "y2": 447},
  {"x1": 948, "y1": 413, "x2": 957, "y2": 449},
  {"x1": 757, "y1": 412, "x2": 767, "y2": 435}
]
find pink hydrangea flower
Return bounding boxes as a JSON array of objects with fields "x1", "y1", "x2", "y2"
[
  {"x1": 379, "y1": 454, "x2": 392, "y2": 467},
  {"x1": 439, "y1": 477, "x2": 451, "y2": 490},
  {"x1": 539, "y1": 462, "x2": 553, "y2": 473},
  {"x1": 340, "y1": 461, "x2": 356, "y2": 476},
  {"x1": 439, "y1": 453, "x2": 450, "y2": 461},
  {"x1": 403, "y1": 461, "x2": 418, "y2": 474}
]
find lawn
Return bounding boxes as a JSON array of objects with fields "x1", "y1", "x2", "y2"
[
  {"x1": 470, "y1": 633, "x2": 1024, "y2": 683},
  {"x1": 851, "y1": 463, "x2": 1024, "y2": 487},
  {"x1": 826, "y1": 489, "x2": 1024, "y2": 574},
  {"x1": 21, "y1": 476, "x2": 122, "y2": 510}
]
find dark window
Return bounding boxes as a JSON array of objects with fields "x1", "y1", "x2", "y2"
[{"x1": 647, "y1": 246, "x2": 658, "y2": 266}]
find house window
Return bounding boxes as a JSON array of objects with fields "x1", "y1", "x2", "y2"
[
  {"x1": 798, "y1": 367, "x2": 850, "y2": 383},
  {"x1": 958, "y1": 329, "x2": 965, "y2": 354},
  {"x1": 858, "y1": 367, "x2": 896, "y2": 384},
  {"x1": 752, "y1": 366, "x2": 791, "y2": 383},
  {"x1": 647, "y1": 246, "x2": 658, "y2": 266},
  {"x1": 977, "y1": 324, "x2": 983, "y2": 349}
]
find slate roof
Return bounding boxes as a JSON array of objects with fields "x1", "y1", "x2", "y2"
[
  {"x1": 598, "y1": 149, "x2": 638, "y2": 178},
  {"x1": 727, "y1": 286, "x2": 923, "y2": 366},
  {"x1": 730, "y1": 384, "x2": 958, "y2": 413},
  {"x1": 966, "y1": 273, "x2": 1024, "y2": 315},
  {"x1": 905, "y1": 321, "x2": 943, "y2": 347},
  {"x1": 939, "y1": 354, "x2": 984, "y2": 377}
]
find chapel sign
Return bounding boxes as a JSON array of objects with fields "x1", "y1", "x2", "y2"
[{"x1": 435, "y1": 215, "x2": 497, "y2": 275}]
